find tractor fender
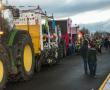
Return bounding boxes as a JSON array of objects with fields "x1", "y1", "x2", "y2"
[{"x1": 7, "y1": 30, "x2": 31, "y2": 46}]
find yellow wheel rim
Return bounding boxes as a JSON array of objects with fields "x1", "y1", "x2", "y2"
[
  {"x1": 0, "y1": 60, "x2": 4, "y2": 82},
  {"x1": 24, "y1": 45, "x2": 32, "y2": 72}
]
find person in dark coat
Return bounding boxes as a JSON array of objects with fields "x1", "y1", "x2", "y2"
[
  {"x1": 104, "y1": 38, "x2": 109, "y2": 50},
  {"x1": 108, "y1": 40, "x2": 110, "y2": 53},
  {"x1": 80, "y1": 39, "x2": 88, "y2": 74},
  {"x1": 88, "y1": 48, "x2": 97, "y2": 77}
]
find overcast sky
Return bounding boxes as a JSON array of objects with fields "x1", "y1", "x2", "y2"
[{"x1": 7, "y1": 0, "x2": 110, "y2": 26}]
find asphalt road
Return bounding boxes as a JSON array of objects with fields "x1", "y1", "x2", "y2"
[{"x1": 5, "y1": 49, "x2": 110, "y2": 90}]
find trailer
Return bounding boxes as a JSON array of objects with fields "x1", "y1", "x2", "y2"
[
  {"x1": 14, "y1": 6, "x2": 60, "y2": 70},
  {"x1": 54, "y1": 19, "x2": 73, "y2": 56}
]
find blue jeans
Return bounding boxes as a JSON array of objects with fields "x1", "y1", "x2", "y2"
[
  {"x1": 88, "y1": 61, "x2": 97, "y2": 76},
  {"x1": 82, "y1": 57, "x2": 88, "y2": 74}
]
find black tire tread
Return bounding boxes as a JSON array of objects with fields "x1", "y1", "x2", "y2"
[{"x1": 13, "y1": 32, "x2": 35, "y2": 81}]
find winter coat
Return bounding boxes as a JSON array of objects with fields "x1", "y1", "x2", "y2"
[{"x1": 80, "y1": 40, "x2": 88, "y2": 58}]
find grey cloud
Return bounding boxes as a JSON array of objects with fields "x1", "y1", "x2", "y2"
[
  {"x1": 80, "y1": 19, "x2": 110, "y2": 32},
  {"x1": 8, "y1": 0, "x2": 110, "y2": 18},
  {"x1": 44, "y1": 1, "x2": 110, "y2": 17},
  {"x1": 7, "y1": 0, "x2": 110, "y2": 32}
]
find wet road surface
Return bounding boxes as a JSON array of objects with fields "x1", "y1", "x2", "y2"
[{"x1": 5, "y1": 49, "x2": 110, "y2": 90}]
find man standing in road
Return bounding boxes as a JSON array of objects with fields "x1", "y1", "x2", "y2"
[
  {"x1": 88, "y1": 48, "x2": 97, "y2": 77},
  {"x1": 80, "y1": 39, "x2": 89, "y2": 75}
]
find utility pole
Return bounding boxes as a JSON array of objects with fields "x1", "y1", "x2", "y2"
[{"x1": 6, "y1": 0, "x2": 8, "y2": 4}]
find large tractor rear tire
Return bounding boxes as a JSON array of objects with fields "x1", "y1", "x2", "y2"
[
  {"x1": 14, "y1": 32, "x2": 35, "y2": 80},
  {"x1": 36, "y1": 58, "x2": 42, "y2": 72},
  {"x1": 0, "y1": 45, "x2": 9, "y2": 90},
  {"x1": 35, "y1": 55, "x2": 42, "y2": 72}
]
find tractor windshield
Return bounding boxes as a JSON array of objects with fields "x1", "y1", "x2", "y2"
[{"x1": 3, "y1": 9, "x2": 14, "y2": 30}]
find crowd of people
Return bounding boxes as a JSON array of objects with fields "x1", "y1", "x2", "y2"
[
  {"x1": 67, "y1": 36, "x2": 110, "y2": 78},
  {"x1": 79, "y1": 36, "x2": 110, "y2": 78},
  {"x1": 66, "y1": 36, "x2": 110, "y2": 57},
  {"x1": 89, "y1": 37, "x2": 110, "y2": 53}
]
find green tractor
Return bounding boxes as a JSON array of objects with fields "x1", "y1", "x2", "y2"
[
  {"x1": 0, "y1": 43, "x2": 9, "y2": 90},
  {"x1": 0, "y1": 3, "x2": 61, "y2": 89},
  {"x1": 0, "y1": 4, "x2": 36, "y2": 89}
]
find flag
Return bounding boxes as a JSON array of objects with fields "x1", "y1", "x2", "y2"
[
  {"x1": 52, "y1": 19, "x2": 56, "y2": 30},
  {"x1": 45, "y1": 16, "x2": 49, "y2": 29}
]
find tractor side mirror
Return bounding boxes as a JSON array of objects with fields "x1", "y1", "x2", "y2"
[{"x1": 12, "y1": 8, "x2": 20, "y2": 19}]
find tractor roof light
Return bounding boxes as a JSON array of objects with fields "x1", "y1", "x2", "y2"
[
  {"x1": 78, "y1": 34, "x2": 81, "y2": 39},
  {"x1": 0, "y1": 31, "x2": 4, "y2": 35},
  {"x1": 0, "y1": 3, "x2": 2, "y2": 9},
  {"x1": 0, "y1": 2, "x2": 3, "y2": 11}
]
